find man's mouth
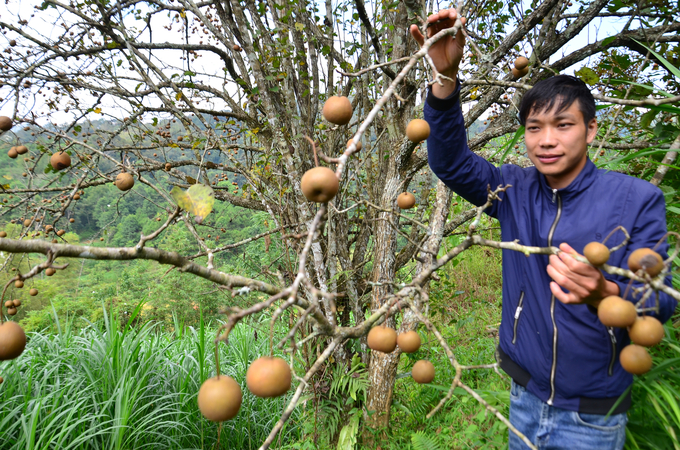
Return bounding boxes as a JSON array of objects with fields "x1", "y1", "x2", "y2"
[{"x1": 537, "y1": 154, "x2": 561, "y2": 164}]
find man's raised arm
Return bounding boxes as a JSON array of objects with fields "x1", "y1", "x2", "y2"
[{"x1": 411, "y1": 10, "x2": 504, "y2": 213}]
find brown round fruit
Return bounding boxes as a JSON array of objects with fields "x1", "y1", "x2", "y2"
[
  {"x1": 246, "y1": 356, "x2": 292, "y2": 398},
  {"x1": 0, "y1": 231, "x2": 6, "y2": 238},
  {"x1": 406, "y1": 119, "x2": 430, "y2": 143},
  {"x1": 367, "y1": 326, "x2": 397, "y2": 353},
  {"x1": 0, "y1": 376, "x2": 3, "y2": 383},
  {"x1": 322, "y1": 96, "x2": 353, "y2": 125},
  {"x1": 619, "y1": 344, "x2": 652, "y2": 375},
  {"x1": 300, "y1": 167, "x2": 339, "y2": 203},
  {"x1": 73, "y1": 194, "x2": 80, "y2": 200},
  {"x1": 397, "y1": 192, "x2": 416, "y2": 209},
  {"x1": 0, "y1": 321, "x2": 27, "y2": 360},
  {"x1": 14, "y1": 280, "x2": 23, "y2": 288},
  {"x1": 69, "y1": 218, "x2": 75, "y2": 223},
  {"x1": 29, "y1": 288, "x2": 38, "y2": 296},
  {"x1": 511, "y1": 66, "x2": 529, "y2": 78},
  {"x1": 165, "y1": 163, "x2": 172, "y2": 171},
  {"x1": 0, "y1": 116, "x2": 12, "y2": 131},
  {"x1": 7, "y1": 307, "x2": 17, "y2": 316},
  {"x1": 629, "y1": 316, "x2": 664, "y2": 347},
  {"x1": 597, "y1": 296, "x2": 637, "y2": 328},
  {"x1": 8, "y1": 148, "x2": 18, "y2": 159},
  {"x1": 12, "y1": 299, "x2": 21, "y2": 307},
  {"x1": 50, "y1": 152, "x2": 71, "y2": 171},
  {"x1": 583, "y1": 242, "x2": 610, "y2": 266},
  {"x1": 23, "y1": 219, "x2": 32, "y2": 227},
  {"x1": 396, "y1": 331, "x2": 421, "y2": 353},
  {"x1": 347, "y1": 139, "x2": 362, "y2": 151},
  {"x1": 45, "y1": 268, "x2": 56, "y2": 276},
  {"x1": 115, "y1": 172, "x2": 135, "y2": 191},
  {"x1": 412, "y1": 360, "x2": 435, "y2": 384},
  {"x1": 514, "y1": 56, "x2": 529, "y2": 70},
  {"x1": 15, "y1": 145, "x2": 28, "y2": 155},
  {"x1": 4, "y1": 301, "x2": 13, "y2": 308},
  {"x1": 197, "y1": 375, "x2": 242, "y2": 421},
  {"x1": 628, "y1": 248, "x2": 664, "y2": 277}
]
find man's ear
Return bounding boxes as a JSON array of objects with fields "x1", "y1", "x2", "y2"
[{"x1": 586, "y1": 118, "x2": 598, "y2": 144}]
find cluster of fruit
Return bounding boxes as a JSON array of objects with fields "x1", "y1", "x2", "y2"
[
  {"x1": 3, "y1": 116, "x2": 133, "y2": 193},
  {"x1": 367, "y1": 326, "x2": 434, "y2": 384},
  {"x1": 511, "y1": 56, "x2": 529, "y2": 78},
  {"x1": 583, "y1": 242, "x2": 668, "y2": 375},
  {"x1": 302, "y1": 98, "x2": 430, "y2": 212},
  {"x1": 197, "y1": 356, "x2": 291, "y2": 422}
]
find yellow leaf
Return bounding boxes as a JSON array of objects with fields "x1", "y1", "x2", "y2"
[
  {"x1": 170, "y1": 184, "x2": 215, "y2": 224},
  {"x1": 295, "y1": 22, "x2": 304, "y2": 31},
  {"x1": 175, "y1": 92, "x2": 182, "y2": 101},
  {"x1": 93, "y1": 107, "x2": 101, "y2": 114},
  {"x1": 179, "y1": 10, "x2": 186, "y2": 18},
  {"x1": 2, "y1": 175, "x2": 12, "y2": 180}
]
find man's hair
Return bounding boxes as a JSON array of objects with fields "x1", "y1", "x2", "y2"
[{"x1": 518, "y1": 75, "x2": 596, "y2": 127}]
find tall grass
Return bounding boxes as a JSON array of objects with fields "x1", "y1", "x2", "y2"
[{"x1": 0, "y1": 305, "x2": 301, "y2": 450}]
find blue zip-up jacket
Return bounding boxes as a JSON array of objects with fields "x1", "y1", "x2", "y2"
[{"x1": 425, "y1": 83, "x2": 677, "y2": 414}]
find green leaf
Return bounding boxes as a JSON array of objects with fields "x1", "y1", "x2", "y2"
[
  {"x1": 575, "y1": 67, "x2": 600, "y2": 85},
  {"x1": 641, "y1": 110, "x2": 659, "y2": 129},
  {"x1": 497, "y1": 126, "x2": 525, "y2": 164},
  {"x1": 336, "y1": 413, "x2": 359, "y2": 450},
  {"x1": 411, "y1": 431, "x2": 441, "y2": 450},
  {"x1": 601, "y1": 36, "x2": 617, "y2": 47},
  {"x1": 632, "y1": 39, "x2": 680, "y2": 79}
]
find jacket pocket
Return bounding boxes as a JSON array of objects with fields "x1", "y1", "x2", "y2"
[{"x1": 512, "y1": 291, "x2": 525, "y2": 345}]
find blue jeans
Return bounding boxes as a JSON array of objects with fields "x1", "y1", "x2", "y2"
[{"x1": 508, "y1": 381, "x2": 627, "y2": 449}]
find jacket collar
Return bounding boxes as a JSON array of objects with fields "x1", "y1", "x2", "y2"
[{"x1": 538, "y1": 157, "x2": 598, "y2": 200}]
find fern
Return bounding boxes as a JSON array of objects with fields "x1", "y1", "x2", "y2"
[
  {"x1": 329, "y1": 361, "x2": 368, "y2": 401},
  {"x1": 411, "y1": 431, "x2": 442, "y2": 450}
]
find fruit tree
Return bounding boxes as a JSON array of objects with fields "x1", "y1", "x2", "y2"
[{"x1": 0, "y1": 0, "x2": 679, "y2": 448}]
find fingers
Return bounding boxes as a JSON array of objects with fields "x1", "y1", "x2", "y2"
[
  {"x1": 426, "y1": 9, "x2": 461, "y2": 35},
  {"x1": 559, "y1": 242, "x2": 577, "y2": 255},
  {"x1": 551, "y1": 281, "x2": 578, "y2": 305},
  {"x1": 409, "y1": 24, "x2": 425, "y2": 46},
  {"x1": 556, "y1": 249, "x2": 598, "y2": 277},
  {"x1": 546, "y1": 260, "x2": 583, "y2": 296},
  {"x1": 427, "y1": 8, "x2": 457, "y2": 24}
]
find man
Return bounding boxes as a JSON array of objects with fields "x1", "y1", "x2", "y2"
[{"x1": 410, "y1": 9, "x2": 677, "y2": 449}]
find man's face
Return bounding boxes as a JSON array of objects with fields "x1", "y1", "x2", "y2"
[{"x1": 524, "y1": 99, "x2": 598, "y2": 190}]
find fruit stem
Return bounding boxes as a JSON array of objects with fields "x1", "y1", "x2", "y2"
[
  {"x1": 654, "y1": 231, "x2": 679, "y2": 262},
  {"x1": 601, "y1": 225, "x2": 625, "y2": 246},
  {"x1": 269, "y1": 318, "x2": 275, "y2": 357},
  {"x1": 304, "y1": 135, "x2": 319, "y2": 168},
  {"x1": 214, "y1": 342, "x2": 221, "y2": 377},
  {"x1": 622, "y1": 278, "x2": 634, "y2": 301},
  {"x1": 0, "y1": 278, "x2": 14, "y2": 324}
]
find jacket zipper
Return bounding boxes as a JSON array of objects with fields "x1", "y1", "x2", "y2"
[
  {"x1": 547, "y1": 189, "x2": 562, "y2": 406},
  {"x1": 607, "y1": 328, "x2": 616, "y2": 376},
  {"x1": 512, "y1": 291, "x2": 525, "y2": 344}
]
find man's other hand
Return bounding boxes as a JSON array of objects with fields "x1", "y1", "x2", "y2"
[
  {"x1": 409, "y1": 9, "x2": 466, "y2": 99},
  {"x1": 547, "y1": 243, "x2": 620, "y2": 308}
]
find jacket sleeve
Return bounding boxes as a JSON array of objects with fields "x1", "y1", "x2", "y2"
[
  {"x1": 607, "y1": 188, "x2": 677, "y2": 324},
  {"x1": 424, "y1": 81, "x2": 504, "y2": 218}
]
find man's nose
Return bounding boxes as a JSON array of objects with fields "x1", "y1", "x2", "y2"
[{"x1": 539, "y1": 127, "x2": 558, "y2": 146}]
